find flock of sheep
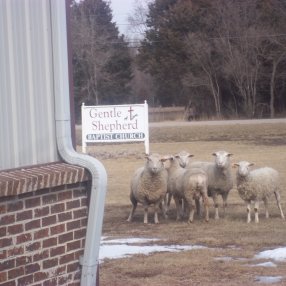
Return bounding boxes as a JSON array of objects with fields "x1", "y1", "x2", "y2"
[{"x1": 127, "y1": 151, "x2": 285, "y2": 224}]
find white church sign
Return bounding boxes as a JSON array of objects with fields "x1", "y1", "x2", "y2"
[{"x1": 81, "y1": 101, "x2": 149, "y2": 154}]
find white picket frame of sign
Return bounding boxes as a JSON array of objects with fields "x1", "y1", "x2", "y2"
[{"x1": 81, "y1": 101, "x2": 149, "y2": 154}]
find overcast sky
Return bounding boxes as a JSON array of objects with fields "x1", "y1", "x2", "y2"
[{"x1": 109, "y1": 0, "x2": 135, "y2": 35}]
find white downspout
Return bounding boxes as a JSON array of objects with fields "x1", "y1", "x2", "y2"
[{"x1": 50, "y1": 1, "x2": 107, "y2": 285}]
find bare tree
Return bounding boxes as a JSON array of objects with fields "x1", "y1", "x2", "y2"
[
  {"x1": 185, "y1": 33, "x2": 222, "y2": 118},
  {"x1": 259, "y1": 6, "x2": 286, "y2": 118},
  {"x1": 71, "y1": 3, "x2": 112, "y2": 105},
  {"x1": 126, "y1": 0, "x2": 157, "y2": 106},
  {"x1": 127, "y1": 0, "x2": 151, "y2": 37},
  {"x1": 268, "y1": 48, "x2": 286, "y2": 118},
  {"x1": 215, "y1": 1, "x2": 263, "y2": 117}
]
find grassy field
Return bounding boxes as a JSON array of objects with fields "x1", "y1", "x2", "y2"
[{"x1": 77, "y1": 121, "x2": 286, "y2": 286}]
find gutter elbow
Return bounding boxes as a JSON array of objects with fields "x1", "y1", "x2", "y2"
[{"x1": 56, "y1": 121, "x2": 107, "y2": 286}]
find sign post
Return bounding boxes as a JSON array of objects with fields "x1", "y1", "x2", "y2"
[{"x1": 81, "y1": 101, "x2": 149, "y2": 154}]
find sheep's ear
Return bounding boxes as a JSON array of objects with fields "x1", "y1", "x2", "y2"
[
  {"x1": 212, "y1": 152, "x2": 217, "y2": 156},
  {"x1": 145, "y1": 154, "x2": 150, "y2": 160},
  {"x1": 174, "y1": 155, "x2": 180, "y2": 159},
  {"x1": 161, "y1": 157, "x2": 170, "y2": 162},
  {"x1": 228, "y1": 153, "x2": 234, "y2": 157},
  {"x1": 249, "y1": 163, "x2": 254, "y2": 167},
  {"x1": 161, "y1": 155, "x2": 173, "y2": 162},
  {"x1": 188, "y1": 154, "x2": 194, "y2": 158},
  {"x1": 232, "y1": 163, "x2": 239, "y2": 168}
]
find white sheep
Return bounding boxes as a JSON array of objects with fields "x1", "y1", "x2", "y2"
[
  {"x1": 164, "y1": 155, "x2": 188, "y2": 220},
  {"x1": 233, "y1": 161, "x2": 285, "y2": 223},
  {"x1": 178, "y1": 150, "x2": 234, "y2": 220},
  {"x1": 173, "y1": 152, "x2": 201, "y2": 217},
  {"x1": 181, "y1": 168, "x2": 209, "y2": 223},
  {"x1": 164, "y1": 155, "x2": 209, "y2": 222},
  {"x1": 176, "y1": 150, "x2": 194, "y2": 169},
  {"x1": 127, "y1": 153, "x2": 169, "y2": 224}
]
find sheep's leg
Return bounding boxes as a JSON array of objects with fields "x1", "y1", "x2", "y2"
[
  {"x1": 212, "y1": 193, "x2": 219, "y2": 220},
  {"x1": 127, "y1": 202, "x2": 137, "y2": 222},
  {"x1": 221, "y1": 192, "x2": 228, "y2": 216},
  {"x1": 263, "y1": 198, "x2": 269, "y2": 219},
  {"x1": 159, "y1": 200, "x2": 168, "y2": 219},
  {"x1": 163, "y1": 193, "x2": 170, "y2": 214},
  {"x1": 202, "y1": 195, "x2": 209, "y2": 222},
  {"x1": 187, "y1": 199, "x2": 195, "y2": 223},
  {"x1": 189, "y1": 208, "x2": 195, "y2": 223},
  {"x1": 179, "y1": 198, "x2": 188, "y2": 218},
  {"x1": 274, "y1": 191, "x2": 285, "y2": 220},
  {"x1": 195, "y1": 198, "x2": 201, "y2": 217},
  {"x1": 181, "y1": 198, "x2": 185, "y2": 217},
  {"x1": 154, "y1": 202, "x2": 160, "y2": 224},
  {"x1": 246, "y1": 202, "x2": 251, "y2": 223},
  {"x1": 163, "y1": 194, "x2": 168, "y2": 212},
  {"x1": 167, "y1": 193, "x2": 172, "y2": 211},
  {"x1": 143, "y1": 205, "x2": 149, "y2": 224},
  {"x1": 174, "y1": 196, "x2": 182, "y2": 221},
  {"x1": 254, "y1": 201, "x2": 260, "y2": 223}
]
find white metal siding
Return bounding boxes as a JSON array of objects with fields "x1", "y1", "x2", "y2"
[{"x1": 0, "y1": 0, "x2": 60, "y2": 170}]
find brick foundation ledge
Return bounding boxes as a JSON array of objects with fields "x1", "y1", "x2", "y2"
[
  {"x1": 0, "y1": 162, "x2": 92, "y2": 285},
  {"x1": 0, "y1": 163, "x2": 90, "y2": 197}
]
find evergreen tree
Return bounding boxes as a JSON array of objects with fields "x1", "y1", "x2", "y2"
[
  {"x1": 137, "y1": 0, "x2": 212, "y2": 107},
  {"x1": 70, "y1": 0, "x2": 132, "y2": 118}
]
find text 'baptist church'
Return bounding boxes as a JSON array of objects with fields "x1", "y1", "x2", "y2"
[{"x1": 86, "y1": 133, "x2": 145, "y2": 141}]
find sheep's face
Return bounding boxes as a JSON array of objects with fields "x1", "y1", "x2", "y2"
[
  {"x1": 145, "y1": 154, "x2": 167, "y2": 174},
  {"x1": 234, "y1": 161, "x2": 254, "y2": 177},
  {"x1": 161, "y1": 155, "x2": 173, "y2": 169},
  {"x1": 175, "y1": 151, "x2": 194, "y2": 168},
  {"x1": 212, "y1": 151, "x2": 233, "y2": 169}
]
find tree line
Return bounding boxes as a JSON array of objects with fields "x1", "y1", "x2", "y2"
[{"x1": 71, "y1": 0, "x2": 286, "y2": 120}]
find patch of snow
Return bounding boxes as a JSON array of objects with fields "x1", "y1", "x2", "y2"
[
  {"x1": 255, "y1": 276, "x2": 283, "y2": 284},
  {"x1": 255, "y1": 247, "x2": 286, "y2": 262},
  {"x1": 214, "y1": 256, "x2": 233, "y2": 262},
  {"x1": 214, "y1": 256, "x2": 247, "y2": 262},
  {"x1": 99, "y1": 237, "x2": 206, "y2": 261},
  {"x1": 250, "y1": 262, "x2": 277, "y2": 268}
]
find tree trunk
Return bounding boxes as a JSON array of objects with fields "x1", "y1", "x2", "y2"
[
  {"x1": 209, "y1": 74, "x2": 221, "y2": 118},
  {"x1": 270, "y1": 61, "x2": 276, "y2": 118}
]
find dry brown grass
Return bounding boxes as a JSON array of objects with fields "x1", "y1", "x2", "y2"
[{"x1": 77, "y1": 122, "x2": 286, "y2": 286}]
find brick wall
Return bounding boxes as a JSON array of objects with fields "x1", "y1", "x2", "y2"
[{"x1": 0, "y1": 163, "x2": 91, "y2": 286}]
